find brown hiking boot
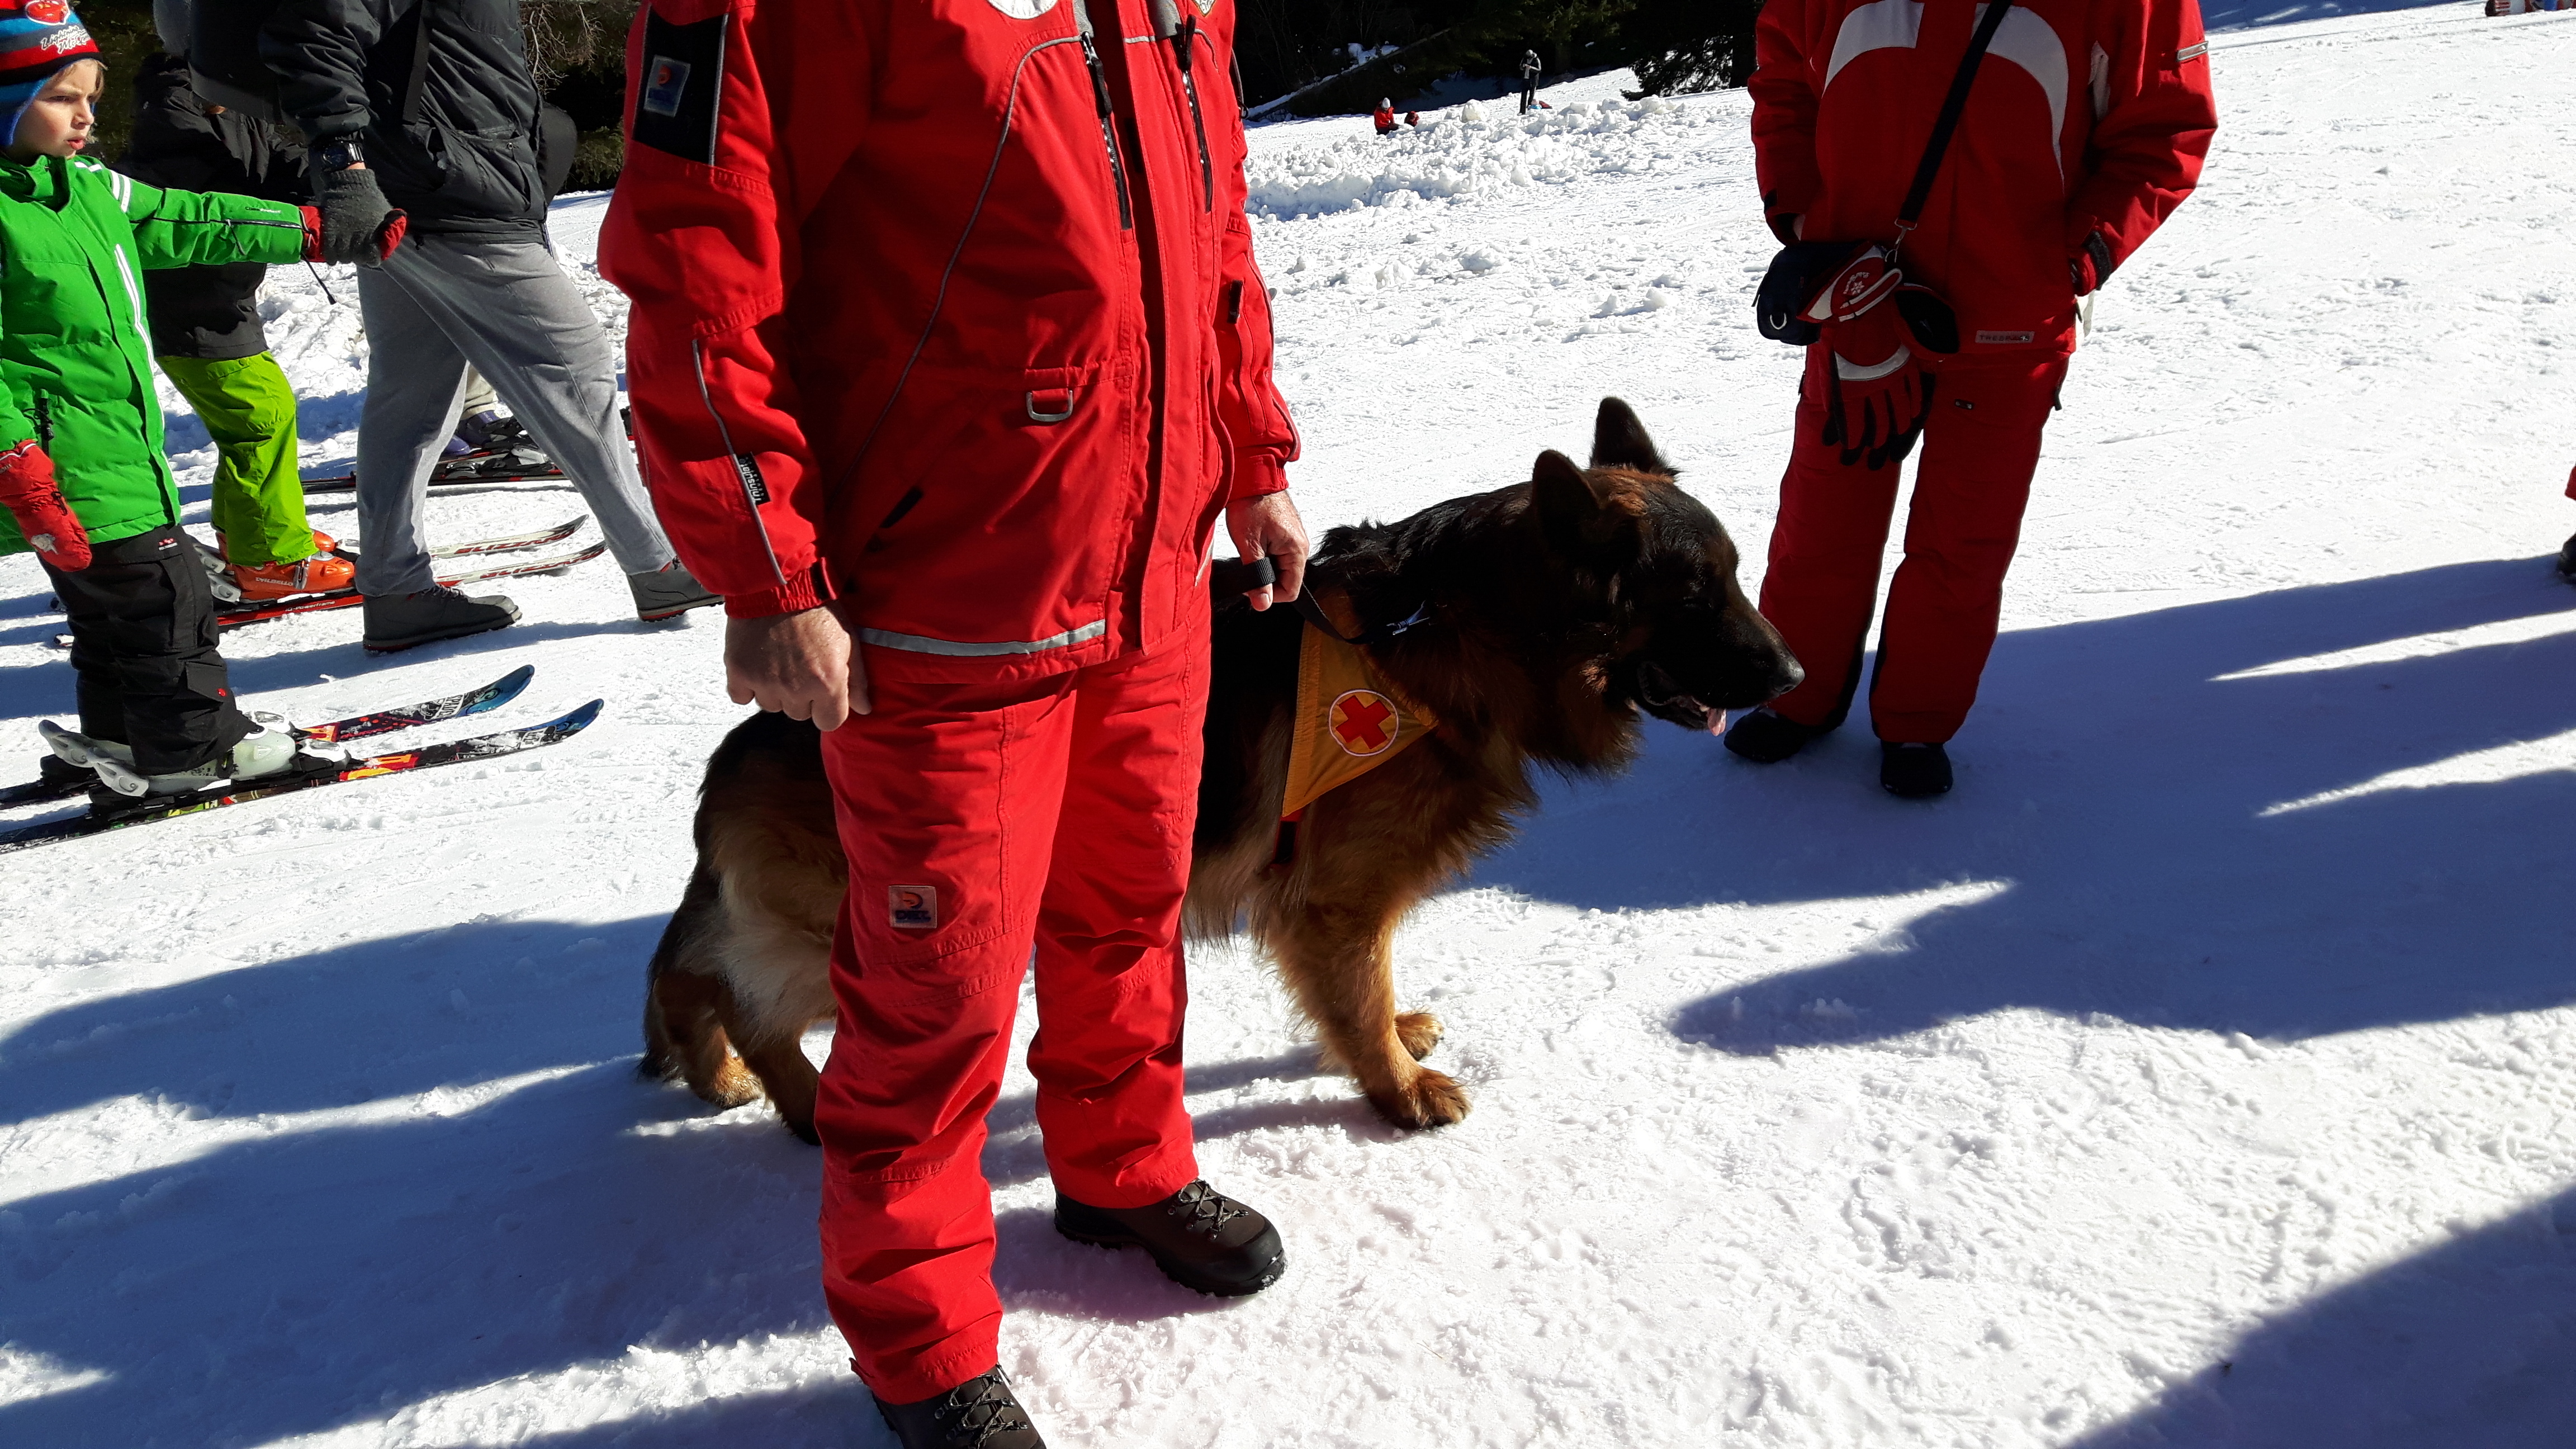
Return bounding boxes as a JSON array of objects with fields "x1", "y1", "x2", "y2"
[
  {"x1": 874, "y1": 1367, "x2": 1046, "y2": 1449},
  {"x1": 1053, "y1": 1180, "x2": 1285, "y2": 1297}
]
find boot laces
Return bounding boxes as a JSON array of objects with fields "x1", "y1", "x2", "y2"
[
  {"x1": 937, "y1": 1372, "x2": 1031, "y2": 1447},
  {"x1": 1165, "y1": 1180, "x2": 1244, "y2": 1236}
]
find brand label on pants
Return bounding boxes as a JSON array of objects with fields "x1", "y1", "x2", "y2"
[{"x1": 889, "y1": 885, "x2": 939, "y2": 930}]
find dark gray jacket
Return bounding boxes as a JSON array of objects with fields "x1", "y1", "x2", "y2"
[
  {"x1": 117, "y1": 51, "x2": 309, "y2": 359},
  {"x1": 257, "y1": 0, "x2": 547, "y2": 234}
]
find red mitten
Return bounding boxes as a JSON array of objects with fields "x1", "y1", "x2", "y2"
[
  {"x1": 1818, "y1": 306, "x2": 1933, "y2": 472},
  {"x1": 0, "y1": 440, "x2": 88, "y2": 570}
]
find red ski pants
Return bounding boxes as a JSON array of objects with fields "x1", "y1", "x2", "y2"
[
  {"x1": 1758, "y1": 348, "x2": 2070, "y2": 744},
  {"x1": 812, "y1": 614, "x2": 1209, "y2": 1403}
]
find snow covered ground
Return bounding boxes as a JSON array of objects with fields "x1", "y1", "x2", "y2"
[{"x1": 6, "y1": 5, "x2": 2576, "y2": 1445}]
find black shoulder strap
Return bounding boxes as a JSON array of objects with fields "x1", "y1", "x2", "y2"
[
  {"x1": 1896, "y1": 0, "x2": 2014, "y2": 234},
  {"x1": 400, "y1": 0, "x2": 433, "y2": 127}
]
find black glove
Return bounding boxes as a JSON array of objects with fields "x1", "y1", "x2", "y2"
[{"x1": 311, "y1": 165, "x2": 405, "y2": 267}]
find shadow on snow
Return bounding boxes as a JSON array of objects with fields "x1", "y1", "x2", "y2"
[
  {"x1": 1465, "y1": 556, "x2": 2576, "y2": 1048},
  {"x1": 0, "y1": 917, "x2": 1326, "y2": 1448}
]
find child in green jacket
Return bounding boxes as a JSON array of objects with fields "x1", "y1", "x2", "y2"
[{"x1": 0, "y1": 7, "x2": 399, "y2": 799}]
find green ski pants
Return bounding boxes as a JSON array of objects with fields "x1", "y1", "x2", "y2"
[{"x1": 158, "y1": 352, "x2": 317, "y2": 566}]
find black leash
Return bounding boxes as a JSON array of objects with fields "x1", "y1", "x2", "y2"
[
  {"x1": 1892, "y1": 0, "x2": 2014, "y2": 254},
  {"x1": 1208, "y1": 555, "x2": 1428, "y2": 648}
]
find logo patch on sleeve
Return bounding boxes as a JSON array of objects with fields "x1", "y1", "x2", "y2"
[
  {"x1": 631, "y1": 12, "x2": 726, "y2": 165},
  {"x1": 889, "y1": 886, "x2": 939, "y2": 930},
  {"x1": 641, "y1": 57, "x2": 692, "y2": 117}
]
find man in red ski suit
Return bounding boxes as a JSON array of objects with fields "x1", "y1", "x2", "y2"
[
  {"x1": 598, "y1": 1, "x2": 1306, "y2": 1442},
  {"x1": 1730, "y1": 0, "x2": 2218, "y2": 796}
]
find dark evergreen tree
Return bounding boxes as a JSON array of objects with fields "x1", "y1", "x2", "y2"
[{"x1": 1621, "y1": 0, "x2": 1765, "y2": 97}]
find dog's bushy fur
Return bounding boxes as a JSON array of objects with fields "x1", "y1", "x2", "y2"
[{"x1": 642, "y1": 399, "x2": 1801, "y2": 1139}]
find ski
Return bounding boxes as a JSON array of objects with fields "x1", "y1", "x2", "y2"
[
  {"x1": 210, "y1": 540, "x2": 609, "y2": 632},
  {"x1": 0, "y1": 699, "x2": 604, "y2": 855},
  {"x1": 300, "y1": 451, "x2": 565, "y2": 493},
  {"x1": 192, "y1": 520, "x2": 591, "y2": 608},
  {"x1": 425, "y1": 515, "x2": 589, "y2": 560},
  {"x1": 0, "y1": 666, "x2": 538, "y2": 807}
]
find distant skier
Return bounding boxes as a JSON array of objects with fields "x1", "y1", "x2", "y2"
[
  {"x1": 0, "y1": 8, "x2": 394, "y2": 799},
  {"x1": 1521, "y1": 49, "x2": 1541, "y2": 113},
  {"x1": 1374, "y1": 97, "x2": 1399, "y2": 135},
  {"x1": 1730, "y1": 0, "x2": 2218, "y2": 797}
]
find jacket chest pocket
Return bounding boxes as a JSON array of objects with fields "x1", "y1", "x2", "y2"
[{"x1": 847, "y1": 359, "x2": 1137, "y2": 657}]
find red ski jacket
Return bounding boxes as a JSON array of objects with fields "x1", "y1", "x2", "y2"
[
  {"x1": 598, "y1": 0, "x2": 1299, "y2": 683},
  {"x1": 1751, "y1": 0, "x2": 2218, "y2": 357}
]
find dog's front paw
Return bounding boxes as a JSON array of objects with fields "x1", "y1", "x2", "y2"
[
  {"x1": 1368, "y1": 1068, "x2": 1471, "y2": 1129},
  {"x1": 1395, "y1": 1011, "x2": 1445, "y2": 1060}
]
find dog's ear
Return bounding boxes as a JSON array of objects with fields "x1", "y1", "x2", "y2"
[
  {"x1": 1589, "y1": 397, "x2": 1673, "y2": 476},
  {"x1": 1531, "y1": 448, "x2": 1611, "y2": 551}
]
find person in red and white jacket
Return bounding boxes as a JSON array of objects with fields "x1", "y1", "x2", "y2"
[
  {"x1": 599, "y1": 1, "x2": 1305, "y2": 1442},
  {"x1": 1728, "y1": 0, "x2": 2217, "y2": 798}
]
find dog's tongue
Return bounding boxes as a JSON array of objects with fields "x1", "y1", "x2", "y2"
[{"x1": 1707, "y1": 706, "x2": 1728, "y2": 737}]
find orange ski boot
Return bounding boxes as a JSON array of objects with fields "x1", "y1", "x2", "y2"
[{"x1": 224, "y1": 531, "x2": 354, "y2": 600}]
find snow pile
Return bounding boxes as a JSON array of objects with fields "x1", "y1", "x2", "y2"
[
  {"x1": 3, "y1": 11, "x2": 2576, "y2": 1448},
  {"x1": 1244, "y1": 93, "x2": 1705, "y2": 219}
]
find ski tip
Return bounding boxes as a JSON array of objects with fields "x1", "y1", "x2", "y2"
[
  {"x1": 496, "y1": 663, "x2": 538, "y2": 692},
  {"x1": 559, "y1": 698, "x2": 607, "y2": 731}
]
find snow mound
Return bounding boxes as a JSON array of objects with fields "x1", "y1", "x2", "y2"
[{"x1": 1245, "y1": 95, "x2": 1707, "y2": 220}]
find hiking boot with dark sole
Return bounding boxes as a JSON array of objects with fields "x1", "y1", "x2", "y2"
[
  {"x1": 2558, "y1": 532, "x2": 2575, "y2": 579},
  {"x1": 362, "y1": 586, "x2": 519, "y2": 652},
  {"x1": 1881, "y1": 741, "x2": 1953, "y2": 798},
  {"x1": 875, "y1": 1367, "x2": 1046, "y2": 1449},
  {"x1": 1054, "y1": 1180, "x2": 1284, "y2": 1297},
  {"x1": 1723, "y1": 707, "x2": 1822, "y2": 764}
]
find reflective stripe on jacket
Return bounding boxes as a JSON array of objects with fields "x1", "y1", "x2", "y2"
[
  {"x1": 0, "y1": 154, "x2": 306, "y2": 555},
  {"x1": 598, "y1": 0, "x2": 1300, "y2": 684}
]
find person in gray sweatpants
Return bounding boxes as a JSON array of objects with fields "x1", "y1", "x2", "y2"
[
  {"x1": 352, "y1": 236, "x2": 670, "y2": 599},
  {"x1": 249, "y1": 0, "x2": 720, "y2": 651}
]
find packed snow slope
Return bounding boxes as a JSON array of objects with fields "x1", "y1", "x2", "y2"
[{"x1": 5, "y1": 6, "x2": 2575, "y2": 1446}]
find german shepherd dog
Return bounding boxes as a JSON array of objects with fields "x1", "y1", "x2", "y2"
[{"x1": 641, "y1": 398, "x2": 1801, "y2": 1139}]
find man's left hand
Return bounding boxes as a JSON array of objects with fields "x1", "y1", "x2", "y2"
[{"x1": 1225, "y1": 491, "x2": 1309, "y2": 612}]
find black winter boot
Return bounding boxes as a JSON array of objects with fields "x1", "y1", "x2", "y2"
[
  {"x1": 1880, "y1": 741, "x2": 1953, "y2": 798},
  {"x1": 1054, "y1": 1180, "x2": 1285, "y2": 1296},
  {"x1": 875, "y1": 1367, "x2": 1045, "y2": 1449},
  {"x1": 362, "y1": 586, "x2": 519, "y2": 652},
  {"x1": 2558, "y1": 532, "x2": 2575, "y2": 579},
  {"x1": 1724, "y1": 708, "x2": 1821, "y2": 764}
]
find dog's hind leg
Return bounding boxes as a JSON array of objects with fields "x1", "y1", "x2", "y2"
[{"x1": 643, "y1": 870, "x2": 765, "y2": 1111}]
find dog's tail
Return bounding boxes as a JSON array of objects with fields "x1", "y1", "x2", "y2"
[{"x1": 641, "y1": 862, "x2": 723, "y2": 1081}]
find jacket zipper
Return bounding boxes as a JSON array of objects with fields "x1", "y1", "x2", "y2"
[
  {"x1": 1078, "y1": 33, "x2": 1135, "y2": 231},
  {"x1": 1172, "y1": 18, "x2": 1214, "y2": 212}
]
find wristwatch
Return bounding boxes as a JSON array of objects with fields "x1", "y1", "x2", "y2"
[{"x1": 312, "y1": 136, "x2": 365, "y2": 172}]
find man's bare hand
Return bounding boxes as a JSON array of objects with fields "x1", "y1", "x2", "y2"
[
  {"x1": 726, "y1": 606, "x2": 870, "y2": 730},
  {"x1": 1225, "y1": 491, "x2": 1310, "y2": 612}
]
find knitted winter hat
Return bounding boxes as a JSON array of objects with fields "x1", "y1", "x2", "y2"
[{"x1": 1, "y1": 1, "x2": 103, "y2": 145}]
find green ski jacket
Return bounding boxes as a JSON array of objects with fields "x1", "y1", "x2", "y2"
[{"x1": 0, "y1": 152, "x2": 307, "y2": 557}]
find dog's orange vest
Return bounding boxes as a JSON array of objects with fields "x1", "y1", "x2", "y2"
[{"x1": 1281, "y1": 618, "x2": 1437, "y2": 820}]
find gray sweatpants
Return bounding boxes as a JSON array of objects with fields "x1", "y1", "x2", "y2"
[{"x1": 352, "y1": 231, "x2": 674, "y2": 596}]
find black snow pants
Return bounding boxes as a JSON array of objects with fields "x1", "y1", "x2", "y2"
[{"x1": 42, "y1": 527, "x2": 254, "y2": 774}]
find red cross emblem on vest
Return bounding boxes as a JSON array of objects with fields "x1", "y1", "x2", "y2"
[{"x1": 1329, "y1": 689, "x2": 1399, "y2": 756}]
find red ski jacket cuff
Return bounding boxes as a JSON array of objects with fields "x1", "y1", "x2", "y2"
[
  {"x1": 722, "y1": 563, "x2": 836, "y2": 620},
  {"x1": 1228, "y1": 452, "x2": 1290, "y2": 501}
]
